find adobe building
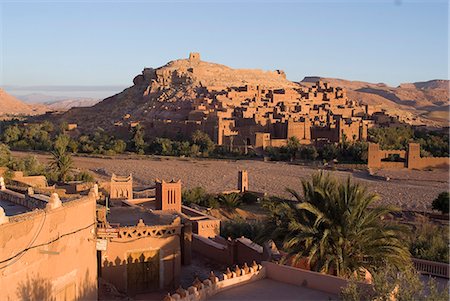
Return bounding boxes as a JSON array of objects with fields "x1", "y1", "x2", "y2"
[
  {"x1": 123, "y1": 54, "x2": 380, "y2": 148},
  {"x1": 368, "y1": 142, "x2": 450, "y2": 170},
  {"x1": 0, "y1": 178, "x2": 98, "y2": 300},
  {"x1": 64, "y1": 52, "x2": 409, "y2": 151},
  {"x1": 9, "y1": 171, "x2": 48, "y2": 188},
  {"x1": 98, "y1": 207, "x2": 184, "y2": 295},
  {"x1": 109, "y1": 173, "x2": 133, "y2": 200},
  {"x1": 98, "y1": 178, "x2": 186, "y2": 295},
  {"x1": 97, "y1": 175, "x2": 221, "y2": 295}
]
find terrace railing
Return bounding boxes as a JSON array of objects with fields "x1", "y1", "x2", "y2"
[{"x1": 412, "y1": 258, "x2": 449, "y2": 279}]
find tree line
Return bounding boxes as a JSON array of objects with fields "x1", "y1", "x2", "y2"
[
  {"x1": 0, "y1": 121, "x2": 252, "y2": 158},
  {"x1": 1, "y1": 121, "x2": 448, "y2": 162}
]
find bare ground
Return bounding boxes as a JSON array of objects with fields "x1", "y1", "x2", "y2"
[{"x1": 12, "y1": 152, "x2": 449, "y2": 211}]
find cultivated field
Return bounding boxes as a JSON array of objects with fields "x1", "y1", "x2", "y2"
[{"x1": 13, "y1": 152, "x2": 449, "y2": 211}]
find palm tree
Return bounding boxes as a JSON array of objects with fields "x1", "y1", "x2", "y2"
[
  {"x1": 264, "y1": 172, "x2": 410, "y2": 278},
  {"x1": 51, "y1": 134, "x2": 73, "y2": 183},
  {"x1": 218, "y1": 193, "x2": 242, "y2": 210}
]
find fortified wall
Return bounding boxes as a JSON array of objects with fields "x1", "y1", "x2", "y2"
[{"x1": 368, "y1": 143, "x2": 450, "y2": 170}]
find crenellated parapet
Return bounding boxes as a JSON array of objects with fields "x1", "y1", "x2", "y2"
[
  {"x1": 101, "y1": 216, "x2": 183, "y2": 240},
  {"x1": 117, "y1": 223, "x2": 181, "y2": 239},
  {"x1": 368, "y1": 142, "x2": 450, "y2": 170},
  {"x1": 163, "y1": 261, "x2": 264, "y2": 301}
]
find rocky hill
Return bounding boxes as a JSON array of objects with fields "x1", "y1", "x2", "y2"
[
  {"x1": 55, "y1": 54, "x2": 448, "y2": 132},
  {"x1": 0, "y1": 89, "x2": 47, "y2": 117},
  {"x1": 301, "y1": 77, "x2": 449, "y2": 126},
  {"x1": 58, "y1": 53, "x2": 295, "y2": 131}
]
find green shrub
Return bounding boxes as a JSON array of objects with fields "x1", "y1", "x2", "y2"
[
  {"x1": 320, "y1": 143, "x2": 340, "y2": 161},
  {"x1": 112, "y1": 139, "x2": 127, "y2": 154},
  {"x1": 0, "y1": 143, "x2": 11, "y2": 166},
  {"x1": 2, "y1": 169, "x2": 13, "y2": 183},
  {"x1": 182, "y1": 187, "x2": 219, "y2": 208},
  {"x1": 432, "y1": 192, "x2": 449, "y2": 214},
  {"x1": 2, "y1": 124, "x2": 21, "y2": 144},
  {"x1": 7, "y1": 156, "x2": 46, "y2": 176},
  {"x1": 203, "y1": 194, "x2": 220, "y2": 209},
  {"x1": 241, "y1": 191, "x2": 259, "y2": 204},
  {"x1": 265, "y1": 146, "x2": 291, "y2": 161},
  {"x1": 149, "y1": 137, "x2": 173, "y2": 156},
  {"x1": 299, "y1": 145, "x2": 319, "y2": 160},
  {"x1": 409, "y1": 221, "x2": 449, "y2": 263},
  {"x1": 182, "y1": 187, "x2": 207, "y2": 205},
  {"x1": 341, "y1": 264, "x2": 448, "y2": 301},
  {"x1": 74, "y1": 171, "x2": 95, "y2": 183},
  {"x1": 220, "y1": 218, "x2": 264, "y2": 242}
]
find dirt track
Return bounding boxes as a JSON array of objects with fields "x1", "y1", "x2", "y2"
[{"x1": 12, "y1": 152, "x2": 449, "y2": 211}]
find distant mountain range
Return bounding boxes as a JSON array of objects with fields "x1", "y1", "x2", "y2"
[
  {"x1": 0, "y1": 91, "x2": 102, "y2": 116},
  {"x1": 0, "y1": 89, "x2": 47, "y2": 117},
  {"x1": 14, "y1": 93, "x2": 101, "y2": 110},
  {"x1": 44, "y1": 98, "x2": 101, "y2": 111}
]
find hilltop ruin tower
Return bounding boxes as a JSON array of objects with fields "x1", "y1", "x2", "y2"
[{"x1": 189, "y1": 52, "x2": 200, "y2": 63}]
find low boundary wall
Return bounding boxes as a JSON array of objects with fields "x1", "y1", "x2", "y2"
[
  {"x1": 164, "y1": 262, "x2": 265, "y2": 301},
  {"x1": 263, "y1": 261, "x2": 365, "y2": 295},
  {"x1": 0, "y1": 189, "x2": 50, "y2": 209},
  {"x1": 164, "y1": 261, "x2": 372, "y2": 301},
  {"x1": 192, "y1": 234, "x2": 232, "y2": 265},
  {"x1": 192, "y1": 234, "x2": 267, "y2": 266}
]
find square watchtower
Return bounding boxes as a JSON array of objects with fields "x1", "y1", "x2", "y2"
[{"x1": 155, "y1": 179, "x2": 182, "y2": 212}]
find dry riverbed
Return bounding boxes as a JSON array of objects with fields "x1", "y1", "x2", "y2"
[{"x1": 12, "y1": 151, "x2": 449, "y2": 211}]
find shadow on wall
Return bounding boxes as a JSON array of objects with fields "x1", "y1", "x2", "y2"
[
  {"x1": 102, "y1": 255, "x2": 150, "y2": 270},
  {"x1": 16, "y1": 274, "x2": 53, "y2": 301},
  {"x1": 16, "y1": 271, "x2": 96, "y2": 301},
  {"x1": 102, "y1": 253, "x2": 164, "y2": 295}
]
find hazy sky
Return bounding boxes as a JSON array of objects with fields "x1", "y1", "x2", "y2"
[{"x1": 1, "y1": 0, "x2": 448, "y2": 95}]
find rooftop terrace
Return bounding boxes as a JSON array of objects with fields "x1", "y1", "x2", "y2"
[
  {"x1": 107, "y1": 206, "x2": 177, "y2": 226},
  {"x1": 0, "y1": 199, "x2": 29, "y2": 216},
  {"x1": 209, "y1": 278, "x2": 337, "y2": 301}
]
